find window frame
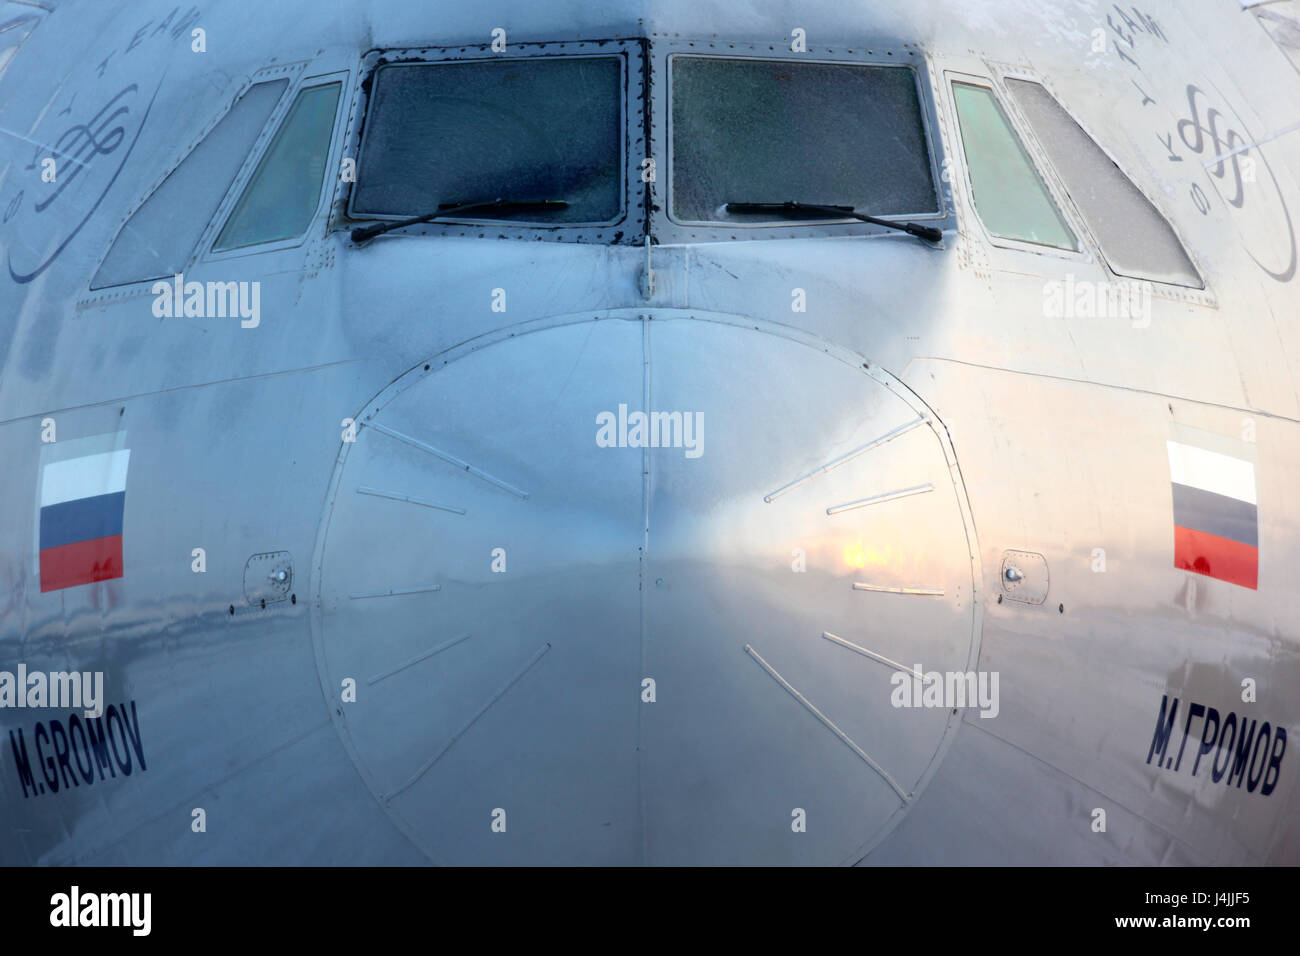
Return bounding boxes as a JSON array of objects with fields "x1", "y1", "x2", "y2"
[
  {"x1": 652, "y1": 40, "x2": 955, "y2": 244},
  {"x1": 943, "y1": 71, "x2": 1091, "y2": 263},
  {"x1": 202, "y1": 69, "x2": 352, "y2": 264},
  {"x1": 335, "y1": 40, "x2": 642, "y2": 243}
]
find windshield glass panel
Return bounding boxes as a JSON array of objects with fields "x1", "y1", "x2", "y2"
[
  {"x1": 215, "y1": 82, "x2": 341, "y2": 251},
  {"x1": 670, "y1": 57, "x2": 939, "y2": 224},
  {"x1": 1005, "y1": 77, "x2": 1202, "y2": 286},
  {"x1": 351, "y1": 56, "x2": 623, "y2": 224},
  {"x1": 90, "y1": 79, "x2": 287, "y2": 288},
  {"x1": 951, "y1": 82, "x2": 1076, "y2": 250}
]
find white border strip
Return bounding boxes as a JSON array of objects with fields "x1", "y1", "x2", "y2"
[{"x1": 1166, "y1": 440, "x2": 1256, "y2": 505}]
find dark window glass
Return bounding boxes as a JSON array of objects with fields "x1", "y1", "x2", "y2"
[
  {"x1": 351, "y1": 56, "x2": 622, "y2": 224},
  {"x1": 670, "y1": 57, "x2": 938, "y2": 223}
]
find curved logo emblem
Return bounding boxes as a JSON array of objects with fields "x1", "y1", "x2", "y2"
[
  {"x1": 1176, "y1": 84, "x2": 1297, "y2": 284},
  {"x1": 4, "y1": 79, "x2": 162, "y2": 284}
]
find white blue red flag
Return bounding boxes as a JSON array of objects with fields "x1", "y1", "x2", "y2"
[
  {"x1": 1166, "y1": 424, "x2": 1258, "y2": 590},
  {"x1": 37, "y1": 436, "x2": 130, "y2": 592}
]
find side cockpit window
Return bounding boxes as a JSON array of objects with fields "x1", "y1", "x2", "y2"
[
  {"x1": 89, "y1": 79, "x2": 288, "y2": 290},
  {"x1": 951, "y1": 81, "x2": 1077, "y2": 251},
  {"x1": 214, "y1": 81, "x2": 342, "y2": 251},
  {"x1": 1004, "y1": 78, "x2": 1203, "y2": 288}
]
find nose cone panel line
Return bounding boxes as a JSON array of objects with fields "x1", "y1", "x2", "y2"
[{"x1": 310, "y1": 311, "x2": 981, "y2": 864}]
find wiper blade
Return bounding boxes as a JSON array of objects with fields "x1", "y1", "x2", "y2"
[
  {"x1": 724, "y1": 201, "x2": 942, "y2": 243},
  {"x1": 350, "y1": 198, "x2": 568, "y2": 244}
]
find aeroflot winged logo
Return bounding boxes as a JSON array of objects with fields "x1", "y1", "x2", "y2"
[
  {"x1": 1166, "y1": 424, "x2": 1258, "y2": 590},
  {"x1": 36, "y1": 434, "x2": 130, "y2": 592}
]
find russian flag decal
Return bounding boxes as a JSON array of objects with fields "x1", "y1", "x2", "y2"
[
  {"x1": 1166, "y1": 424, "x2": 1258, "y2": 590},
  {"x1": 37, "y1": 439, "x2": 130, "y2": 592}
]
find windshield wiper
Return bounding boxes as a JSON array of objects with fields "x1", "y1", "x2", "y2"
[
  {"x1": 724, "y1": 201, "x2": 942, "y2": 243},
  {"x1": 350, "y1": 198, "x2": 568, "y2": 244}
]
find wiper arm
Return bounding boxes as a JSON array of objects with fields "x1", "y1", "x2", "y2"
[
  {"x1": 350, "y1": 198, "x2": 568, "y2": 244},
  {"x1": 724, "y1": 201, "x2": 942, "y2": 243}
]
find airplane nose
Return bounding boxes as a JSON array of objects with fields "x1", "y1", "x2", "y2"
[{"x1": 312, "y1": 312, "x2": 978, "y2": 864}]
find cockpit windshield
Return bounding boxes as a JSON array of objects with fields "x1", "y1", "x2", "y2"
[
  {"x1": 351, "y1": 56, "x2": 623, "y2": 224},
  {"x1": 669, "y1": 57, "x2": 939, "y2": 224}
]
